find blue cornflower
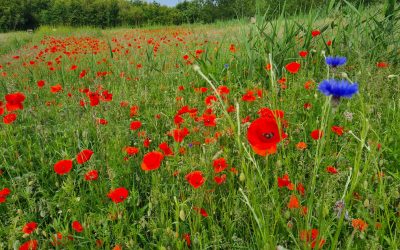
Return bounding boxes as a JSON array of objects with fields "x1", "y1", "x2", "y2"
[
  {"x1": 318, "y1": 79, "x2": 358, "y2": 98},
  {"x1": 325, "y1": 56, "x2": 347, "y2": 67},
  {"x1": 224, "y1": 63, "x2": 229, "y2": 69}
]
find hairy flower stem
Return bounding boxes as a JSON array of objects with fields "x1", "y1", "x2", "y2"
[
  {"x1": 306, "y1": 96, "x2": 332, "y2": 228},
  {"x1": 193, "y1": 65, "x2": 241, "y2": 152}
]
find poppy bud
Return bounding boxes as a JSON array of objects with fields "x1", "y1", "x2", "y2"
[
  {"x1": 363, "y1": 199, "x2": 370, "y2": 208},
  {"x1": 179, "y1": 210, "x2": 185, "y2": 221},
  {"x1": 239, "y1": 173, "x2": 245, "y2": 182}
]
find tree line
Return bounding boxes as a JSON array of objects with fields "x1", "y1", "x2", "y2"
[{"x1": 0, "y1": 0, "x2": 382, "y2": 32}]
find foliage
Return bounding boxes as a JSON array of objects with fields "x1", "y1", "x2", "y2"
[
  {"x1": 0, "y1": 1, "x2": 399, "y2": 250},
  {"x1": 0, "y1": 0, "x2": 386, "y2": 32}
]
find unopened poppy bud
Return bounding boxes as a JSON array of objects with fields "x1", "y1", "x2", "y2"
[
  {"x1": 239, "y1": 173, "x2": 245, "y2": 182},
  {"x1": 276, "y1": 160, "x2": 282, "y2": 168},
  {"x1": 179, "y1": 210, "x2": 185, "y2": 221},
  {"x1": 363, "y1": 199, "x2": 370, "y2": 207}
]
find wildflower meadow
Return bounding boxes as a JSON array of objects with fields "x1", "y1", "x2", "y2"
[{"x1": 0, "y1": 1, "x2": 399, "y2": 249}]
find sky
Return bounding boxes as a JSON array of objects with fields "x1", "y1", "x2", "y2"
[{"x1": 154, "y1": 0, "x2": 181, "y2": 6}]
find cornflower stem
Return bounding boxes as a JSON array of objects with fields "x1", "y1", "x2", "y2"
[{"x1": 330, "y1": 96, "x2": 369, "y2": 249}]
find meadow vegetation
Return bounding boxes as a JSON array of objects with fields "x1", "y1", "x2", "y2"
[{"x1": 0, "y1": 1, "x2": 399, "y2": 249}]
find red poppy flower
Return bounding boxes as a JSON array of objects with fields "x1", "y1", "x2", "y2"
[
  {"x1": 227, "y1": 105, "x2": 235, "y2": 113},
  {"x1": 299, "y1": 51, "x2": 308, "y2": 57},
  {"x1": 205, "y1": 95, "x2": 217, "y2": 105},
  {"x1": 193, "y1": 207, "x2": 208, "y2": 217},
  {"x1": 130, "y1": 121, "x2": 142, "y2": 130},
  {"x1": 143, "y1": 137, "x2": 151, "y2": 148},
  {"x1": 285, "y1": 62, "x2": 301, "y2": 74},
  {"x1": 300, "y1": 228, "x2": 325, "y2": 249},
  {"x1": 174, "y1": 114, "x2": 184, "y2": 125},
  {"x1": 278, "y1": 174, "x2": 293, "y2": 189},
  {"x1": 96, "y1": 118, "x2": 108, "y2": 125},
  {"x1": 159, "y1": 142, "x2": 174, "y2": 156},
  {"x1": 247, "y1": 117, "x2": 286, "y2": 156},
  {"x1": 5, "y1": 92, "x2": 25, "y2": 111},
  {"x1": 326, "y1": 166, "x2": 338, "y2": 174},
  {"x1": 185, "y1": 171, "x2": 205, "y2": 189},
  {"x1": 3, "y1": 113, "x2": 17, "y2": 124},
  {"x1": 22, "y1": 222, "x2": 37, "y2": 234},
  {"x1": 141, "y1": 151, "x2": 164, "y2": 171},
  {"x1": 54, "y1": 159, "x2": 73, "y2": 175},
  {"x1": 79, "y1": 70, "x2": 87, "y2": 78},
  {"x1": 0, "y1": 187, "x2": 11, "y2": 203},
  {"x1": 19, "y1": 239, "x2": 38, "y2": 250},
  {"x1": 172, "y1": 127, "x2": 189, "y2": 142},
  {"x1": 304, "y1": 103, "x2": 312, "y2": 109},
  {"x1": 87, "y1": 91, "x2": 100, "y2": 106},
  {"x1": 72, "y1": 221, "x2": 83, "y2": 233},
  {"x1": 130, "y1": 105, "x2": 139, "y2": 116},
  {"x1": 176, "y1": 105, "x2": 188, "y2": 115},
  {"x1": 217, "y1": 85, "x2": 230, "y2": 95},
  {"x1": 84, "y1": 170, "x2": 99, "y2": 181},
  {"x1": 202, "y1": 114, "x2": 216, "y2": 127},
  {"x1": 376, "y1": 62, "x2": 388, "y2": 68},
  {"x1": 76, "y1": 149, "x2": 93, "y2": 164},
  {"x1": 212, "y1": 158, "x2": 227, "y2": 173},
  {"x1": 296, "y1": 142, "x2": 307, "y2": 150},
  {"x1": 297, "y1": 183, "x2": 305, "y2": 196},
  {"x1": 125, "y1": 146, "x2": 139, "y2": 156},
  {"x1": 183, "y1": 233, "x2": 191, "y2": 247},
  {"x1": 107, "y1": 187, "x2": 129, "y2": 203},
  {"x1": 304, "y1": 81, "x2": 314, "y2": 90},
  {"x1": 331, "y1": 126, "x2": 344, "y2": 136},
  {"x1": 352, "y1": 218, "x2": 368, "y2": 231},
  {"x1": 101, "y1": 90, "x2": 113, "y2": 102},
  {"x1": 257, "y1": 107, "x2": 284, "y2": 120},
  {"x1": 229, "y1": 44, "x2": 236, "y2": 52},
  {"x1": 287, "y1": 195, "x2": 300, "y2": 209},
  {"x1": 311, "y1": 129, "x2": 323, "y2": 140},
  {"x1": 242, "y1": 90, "x2": 256, "y2": 102},
  {"x1": 311, "y1": 30, "x2": 321, "y2": 37},
  {"x1": 214, "y1": 174, "x2": 227, "y2": 185},
  {"x1": 50, "y1": 84, "x2": 62, "y2": 93}
]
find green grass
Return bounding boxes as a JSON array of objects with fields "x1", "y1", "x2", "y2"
[
  {"x1": 0, "y1": 31, "x2": 33, "y2": 56},
  {"x1": 0, "y1": 3, "x2": 399, "y2": 250}
]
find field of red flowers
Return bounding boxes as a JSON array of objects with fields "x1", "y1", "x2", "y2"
[{"x1": 0, "y1": 7, "x2": 399, "y2": 250}]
